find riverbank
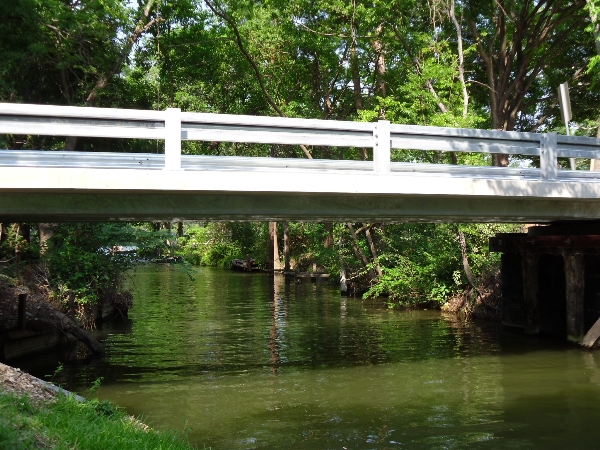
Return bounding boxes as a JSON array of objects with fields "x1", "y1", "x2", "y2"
[
  {"x1": 0, "y1": 269, "x2": 130, "y2": 360},
  {"x1": 441, "y1": 273, "x2": 502, "y2": 319},
  {"x1": 0, "y1": 362, "x2": 197, "y2": 449}
]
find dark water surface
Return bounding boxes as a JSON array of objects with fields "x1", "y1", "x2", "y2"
[{"x1": 16, "y1": 265, "x2": 600, "y2": 449}]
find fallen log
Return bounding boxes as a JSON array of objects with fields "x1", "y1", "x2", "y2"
[{"x1": 47, "y1": 308, "x2": 105, "y2": 356}]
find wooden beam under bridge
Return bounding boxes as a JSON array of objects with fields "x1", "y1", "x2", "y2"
[{"x1": 491, "y1": 226, "x2": 600, "y2": 345}]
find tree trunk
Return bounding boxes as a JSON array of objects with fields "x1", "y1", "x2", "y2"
[
  {"x1": 350, "y1": 17, "x2": 363, "y2": 113},
  {"x1": 323, "y1": 223, "x2": 334, "y2": 248},
  {"x1": 49, "y1": 308, "x2": 105, "y2": 356},
  {"x1": 449, "y1": 0, "x2": 469, "y2": 119},
  {"x1": 458, "y1": 230, "x2": 477, "y2": 292},
  {"x1": 38, "y1": 223, "x2": 55, "y2": 254},
  {"x1": 205, "y1": 0, "x2": 313, "y2": 159},
  {"x1": 364, "y1": 225, "x2": 382, "y2": 279},
  {"x1": 373, "y1": 23, "x2": 386, "y2": 119},
  {"x1": 338, "y1": 233, "x2": 349, "y2": 295},
  {"x1": 269, "y1": 222, "x2": 282, "y2": 272},
  {"x1": 17, "y1": 223, "x2": 30, "y2": 244},
  {"x1": 284, "y1": 222, "x2": 290, "y2": 272},
  {"x1": 564, "y1": 253, "x2": 585, "y2": 342},
  {"x1": 346, "y1": 223, "x2": 377, "y2": 280},
  {"x1": 467, "y1": 0, "x2": 586, "y2": 166}
]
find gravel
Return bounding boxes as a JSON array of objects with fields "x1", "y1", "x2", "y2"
[{"x1": 0, "y1": 362, "x2": 85, "y2": 404}]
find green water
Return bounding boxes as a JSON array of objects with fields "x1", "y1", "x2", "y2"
[{"x1": 19, "y1": 265, "x2": 600, "y2": 449}]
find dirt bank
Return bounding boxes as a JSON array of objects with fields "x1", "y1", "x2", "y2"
[
  {"x1": 442, "y1": 274, "x2": 502, "y2": 319},
  {"x1": 0, "y1": 270, "x2": 128, "y2": 359}
]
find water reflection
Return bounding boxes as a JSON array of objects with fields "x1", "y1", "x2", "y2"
[{"x1": 11, "y1": 265, "x2": 600, "y2": 449}]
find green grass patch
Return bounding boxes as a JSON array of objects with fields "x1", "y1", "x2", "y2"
[{"x1": 0, "y1": 391, "x2": 198, "y2": 450}]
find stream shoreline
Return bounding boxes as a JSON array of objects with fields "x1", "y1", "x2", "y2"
[{"x1": 0, "y1": 361, "x2": 196, "y2": 450}]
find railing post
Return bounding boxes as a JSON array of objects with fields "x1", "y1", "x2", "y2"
[
  {"x1": 164, "y1": 108, "x2": 181, "y2": 170},
  {"x1": 540, "y1": 132, "x2": 557, "y2": 181},
  {"x1": 373, "y1": 120, "x2": 391, "y2": 173}
]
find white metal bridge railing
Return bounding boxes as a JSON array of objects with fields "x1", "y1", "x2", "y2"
[{"x1": 1, "y1": 103, "x2": 600, "y2": 182}]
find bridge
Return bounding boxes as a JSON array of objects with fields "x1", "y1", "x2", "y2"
[{"x1": 1, "y1": 103, "x2": 600, "y2": 222}]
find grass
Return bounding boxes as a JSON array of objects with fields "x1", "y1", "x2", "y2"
[{"x1": 0, "y1": 391, "x2": 199, "y2": 450}]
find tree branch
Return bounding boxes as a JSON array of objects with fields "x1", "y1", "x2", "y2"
[{"x1": 205, "y1": 0, "x2": 313, "y2": 159}]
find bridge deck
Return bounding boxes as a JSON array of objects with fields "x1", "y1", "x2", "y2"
[{"x1": 1, "y1": 103, "x2": 600, "y2": 222}]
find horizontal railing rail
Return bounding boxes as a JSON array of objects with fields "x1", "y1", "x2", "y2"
[
  {"x1": 1, "y1": 103, "x2": 600, "y2": 181},
  {"x1": 3, "y1": 150, "x2": 600, "y2": 183}
]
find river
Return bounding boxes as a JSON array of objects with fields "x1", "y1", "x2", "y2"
[{"x1": 14, "y1": 264, "x2": 600, "y2": 449}]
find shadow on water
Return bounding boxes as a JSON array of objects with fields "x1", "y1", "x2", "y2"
[{"x1": 12, "y1": 264, "x2": 600, "y2": 449}]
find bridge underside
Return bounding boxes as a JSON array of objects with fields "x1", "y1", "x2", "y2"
[
  {"x1": 2, "y1": 190, "x2": 600, "y2": 223},
  {"x1": 2, "y1": 166, "x2": 600, "y2": 222}
]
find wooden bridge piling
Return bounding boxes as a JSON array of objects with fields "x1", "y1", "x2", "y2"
[
  {"x1": 522, "y1": 252, "x2": 540, "y2": 335},
  {"x1": 565, "y1": 253, "x2": 586, "y2": 342},
  {"x1": 491, "y1": 224, "x2": 600, "y2": 345}
]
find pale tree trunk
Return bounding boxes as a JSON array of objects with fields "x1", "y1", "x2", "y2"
[
  {"x1": 346, "y1": 223, "x2": 377, "y2": 281},
  {"x1": 458, "y1": 229, "x2": 477, "y2": 292},
  {"x1": 161, "y1": 222, "x2": 172, "y2": 252},
  {"x1": 350, "y1": 38, "x2": 363, "y2": 113},
  {"x1": 364, "y1": 225, "x2": 383, "y2": 279},
  {"x1": 38, "y1": 223, "x2": 55, "y2": 254},
  {"x1": 373, "y1": 23, "x2": 386, "y2": 119},
  {"x1": 269, "y1": 222, "x2": 282, "y2": 272},
  {"x1": 338, "y1": 233, "x2": 348, "y2": 294},
  {"x1": 348, "y1": 1, "x2": 369, "y2": 161},
  {"x1": 323, "y1": 223, "x2": 334, "y2": 248},
  {"x1": 449, "y1": 0, "x2": 469, "y2": 120}
]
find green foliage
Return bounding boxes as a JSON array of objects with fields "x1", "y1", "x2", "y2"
[
  {"x1": 134, "y1": 225, "x2": 177, "y2": 258},
  {"x1": 286, "y1": 222, "x2": 337, "y2": 272},
  {"x1": 92, "y1": 398, "x2": 118, "y2": 417},
  {"x1": 361, "y1": 223, "x2": 519, "y2": 306},
  {"x1": 362, "y1": 224, "x2": 460, "y2": 305},
  {"x1": 45, "y1": 362, "x2": 64, "y2": 383},
  {"x1": 177, "y1": 223, "x2": 248, "y2": 267},
  {"x1": 1, "y1": 0, "x2": 594, "y2": 310},
  {"x1": 46, "y1": 223, "x2": 136, "y2": 306}
]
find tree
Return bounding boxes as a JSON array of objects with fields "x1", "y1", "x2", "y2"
[{"x1": 464, "y1": 0, "x2": 592, "y2": 165}]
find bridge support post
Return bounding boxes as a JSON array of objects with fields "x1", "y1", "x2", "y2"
[
  {"x1": 522, "y1": 252, "x2": 540, "y2": 334},
  {"x1": 164, "y1": 108, "x2": 181, "y2": 170},
  {"x1": 373, "y1": 120, "x2": 390, "y2": 173},
  {"x1": 564, "y1": 253, "x2": 585, "y2": 342},
  {"x1": 491, "y1": 227, "x2": 600, "y2": 343},
  {"x1": 540, "y1": 132, "x2": 557, "y2": 181}
]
